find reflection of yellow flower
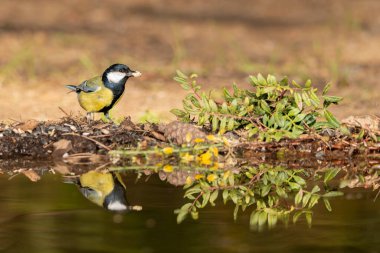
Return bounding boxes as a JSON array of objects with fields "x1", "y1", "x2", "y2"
[
  {"x1": 194, "y1": 138, "x2": 205, "y2": 143},
  {"x1": 163, "y1": 165, "x2": 173, "y2": 172},
  {"x1": 185, "y1": 176, "x2": 193, "y2": 185},
  {"x1": 210, "y1": 162, "x2": 219, "y2": 171},
  {"x1": 207, "y1": 174, "x2": 217, "y2": 182},
  {"x1": 162, "y1": 147, "x2": 174, "y2": 155},
  {"x1": 181, "y1": 152, "x2": 194, "y2": 163},
  {"x1": 198, "y1": 151, "x2": 212, "y2": 165},
  {"x1": 195, "y1": 174, "x2": 204, "y2": 180},
  {"x1": 222, "y1": 170, "x2": 231, "y2": 181}
]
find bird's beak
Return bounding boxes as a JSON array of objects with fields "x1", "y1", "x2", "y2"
[{"x1": 127, "y1": 70, "x2": 142, "y2": 77}]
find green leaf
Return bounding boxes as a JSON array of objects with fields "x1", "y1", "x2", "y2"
[
  {"x1": 201, "y1": 191, "x2": 210, "y2": 208},
  {"x1": 229, "y1": 99, "x2": 238, "y2": 114},
  {"x1": 305, "y1": 79, "x2": 312, "y2": 88},
  {"x1": 292, "y1": 175, "x2": 306, "y2": 185},
  {"x1": 233, "y1": 205, "x2": 239, "y2": 220},
  {"x1": 308, "y1": 195, "x2": 319, "y2": 208},
  {"x1": 176, "y1": 70, "x2": 188, "y2": 79},
  {"x1": 260, "y1": 100, "x2": 271, "y2": 113},
  {"x1": 267, "y1": 74, "x2": 277, "y2": 85},
  {"x1": 227, "y1": 118, "x2": 235, "y2": 131},
  {"x1": 323, "y1": 95, "x2": 343, "y2": 104},
  {"x1": 293, "y1": 210, "x2": 303, "y2": 223},
  {"x1": 250, "y1": 211, "x2": 260, "y2": 227},
  {"x1": 302, "y1": 193, "x2": 311, "y2": 207},
  {"x1": 288, "y1": 108, "x2": 301, "y2": 117},
  {"x1": 294, "y1": 93, "x2": 303, "y2": 110},
  {"x1": 292, "y1": 80, "x2": 301, "y2": 88},
  {"x1": 219, "y1": 117, "x2": 227, "y2": 134},
  {"x1": 324, "y1": 109, "x2": 340, "y2": 128},
  {"x1": 323, "y1": 191, "x2": 344, "y2": 198},
  {"x1": 261, "y1": 185, "x2": 271, "y2": 197},
  {"x1": 311, "y1": 185, "x2": 320, "y2": 194},
  {"x1": 209, "y1": 190, "x2": 219, "y2": 206},
  {"x1": 322, "y1": 83, "x2": 331, "y2": 95},
  {"x1": 324, "y1": 168, "x2": 341, "y2": 184},
  {"x1": 302, "y1": 91, "x2": 311, "y2": 106},
  {"x1": 257, "y1": 73, "x2": 267, "y2": 85},
  {"x1": 288, "y1": 182, "x2": 301, "y2": 190},
  {"x1": 223, "y1": 88, "x2": 232, "y2": 100},
  {"x1": 212, "y1": 116, "x2": 219, "y2": 132},
  {"x1": 295, "y1": 189, "x2": 303, "y2": 205},
  {"x1": 176, "y1": 210, "x2": 188, "y2": 224},
  {"x1": 258, "y1": 211, "x2": 268, "y2": 227},
  {"x1": 268, "y1": 213, "x2": 278, "y2": 228},
  {"x1": 323, "y1": 198, "x2": 332, "y2": 211},
  {"x1": 170, "y1": 109, "x2": 188, "y2": 118},
  {"x1": 276, "y1": 187, "x2": 287, "y2": 197},
  {"x1": 222, "y1": 190, "x2": 229, "y2": 204},
  {"x1": 249, "y1": 75, "x2": 259, "y2": 86},
  {"x1": 293, "y1": 113, "x2": 306, "y2": 123},
  {"x1": 305, "y1": 212, "x2": 313, "y2": 227}
]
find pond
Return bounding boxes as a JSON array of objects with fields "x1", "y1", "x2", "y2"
[{"x1": 0, "y1": 160, "x2": 379, "y2": 253}]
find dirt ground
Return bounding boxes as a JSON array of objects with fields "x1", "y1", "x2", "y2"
[{"x1": 0, "y1": 0, "x2": 379, "y2": 123}]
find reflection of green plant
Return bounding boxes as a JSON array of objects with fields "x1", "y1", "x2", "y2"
[
  {"x1": 171, "y1": 71, "x2": 342, "y2": 141},
  {"x1": 175, "y1": 164, "x2": 343, "y2": 229}
]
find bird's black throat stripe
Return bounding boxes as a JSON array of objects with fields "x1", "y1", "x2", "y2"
[{"x1": 99, "y1": 76, "x2": 128, "y2": 113}]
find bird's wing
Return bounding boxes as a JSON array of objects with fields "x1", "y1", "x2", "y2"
[{"x1": 76, "y1": 76, "x2": 103, "y2": 93}]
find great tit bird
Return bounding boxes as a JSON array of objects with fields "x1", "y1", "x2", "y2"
[
  {"x1": 66, "y1": 64, "x2": 141, "y2": 122},
  {"x1": 64, "y1": 170, "x2": 132, "y2": 211}
]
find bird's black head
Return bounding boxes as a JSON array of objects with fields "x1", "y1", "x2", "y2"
[{"x1": 102, "y1": 63, "x2": 141, "y2": 85}]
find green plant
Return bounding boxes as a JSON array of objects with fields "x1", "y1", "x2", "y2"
[{"x1": 171, "y1": 71, "x2": 342, "y2": 142}]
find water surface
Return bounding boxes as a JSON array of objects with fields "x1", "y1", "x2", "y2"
[{"x1": 0, "y1": 169, "x2": 379, "y2": 253}]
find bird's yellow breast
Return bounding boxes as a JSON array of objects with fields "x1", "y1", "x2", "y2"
[{"x1": 78, "y1": 87, "x2": 114, "y2": 112}]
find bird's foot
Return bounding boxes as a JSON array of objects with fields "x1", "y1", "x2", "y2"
[{"x1": 86, "y1": 112, "x2": 94, "y2": 125}]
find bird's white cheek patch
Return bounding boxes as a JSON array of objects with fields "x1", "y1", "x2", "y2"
[
  {"x1": 107, "y1": 72, "x2": 127, "y2": 83},
  {"x1": 107, "y1": 201, "x2": 127, "y2": 211}
]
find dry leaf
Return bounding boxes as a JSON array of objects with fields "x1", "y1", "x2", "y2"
[
  {"x1": 52, "y1": 139, "x2": 73, "y2": 158},
  {"x1": 18, "y1": 119, "x2": 39, "y2": 131},
  {"x1": 342, "y1": 115, "x2": 380, "y2": 131},
  {"x1": 21, "y1": 169, "x2": 41, "y2": 182}
]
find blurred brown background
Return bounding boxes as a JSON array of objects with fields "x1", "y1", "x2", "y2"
[{"x1": 0, "y1": 0, "x2": 379, "y2": 122}]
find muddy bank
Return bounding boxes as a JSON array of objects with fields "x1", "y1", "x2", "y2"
[{"x1": 0, "y1": 116, "x2": 378, "y2": 163}]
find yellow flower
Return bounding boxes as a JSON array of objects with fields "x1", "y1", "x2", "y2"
[
  {"x1": 207, "y1": 174, "x2": 217, "y2": 182},
  {"x1": 210, "y1": 147, "x2": 218, "y2": 157},
  {"x1": 195, "y1": 174, "x2": 205, "y2": 180},
  {"x1": 163, "y1": 165, "x2": 173, "y2": 173},
  {"x1": 199, "y1": 151, "x2": 212, "y2": 165},
  {"x1": 194, "y1": 138, "x2": 205, "y2": 143},
  {"x1": 162, "y1": 147, "x2": 174, "y2": 155},
  {"x1": 185, "y1": 132, "x2": 193, "y2": 143},
  {"x1": 181, "y1": 152, "x2": 194, "y2": 163},
  {"x1": 222, "y1": 137, "x2": 230, "y2": 147},
  {"x1": 206, "y1": 135, "x2": 217, "y2": 142}
]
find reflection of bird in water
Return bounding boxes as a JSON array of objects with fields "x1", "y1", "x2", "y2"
[{"x1": 64, "y1": 170, "x2": 141, "y2": 211}]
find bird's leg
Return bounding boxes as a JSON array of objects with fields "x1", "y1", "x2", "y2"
[
  {"x1": 86, "y1": 112, "x2": 93, "y2": 125},
  {"x1": 104, "y1": 111, "x2": 114, "y2": 124}
]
